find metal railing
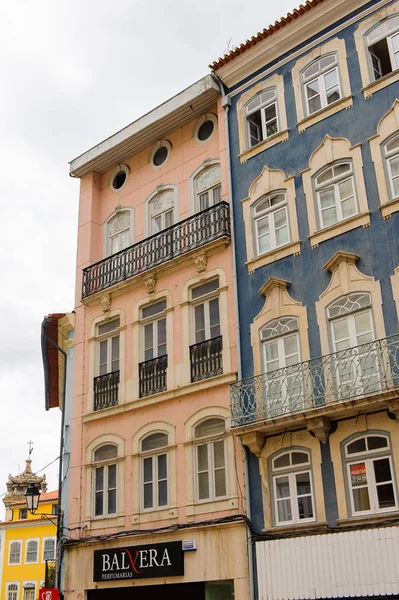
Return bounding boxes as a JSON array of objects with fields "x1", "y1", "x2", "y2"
[
  {"x1": 190, "y1": 336, "x2": 223, "y2": 382},
  {"x1": 94, "y1": 370, "x2": 120, "y2": 411},
  {"x1": 139, "y1": 355, "x2": 168, "y2": 398},
  {"x1": 82, "y1": 202, "x2": 231, "y2": 298},
  {"x1": 230, "y1": 334, "x2": 399, "y2": 427}
]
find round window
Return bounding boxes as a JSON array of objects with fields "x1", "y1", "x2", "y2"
[
  {"x1": 112, "y1": 170, "x2": 127, "y2": 190},
  {"x1": 197, "y1": 119, "x2": 215, "y2": 141},
  {"x1": 110, "y1": 165, "x2": 129, "y2": 191},
  {"x1": 152, "y1": 145, "x2": 169, "y2": 167}
]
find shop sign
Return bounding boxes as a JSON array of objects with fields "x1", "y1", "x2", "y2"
[
  {"x1": 350, "y1": 462, "x2": 367, "y2": 484},
  {"x1": 93, "y1": 541, "x2": 184, "y2": 581},
  {"x1": 39, "y1": 591, "x2": 60, "y2": 600}
]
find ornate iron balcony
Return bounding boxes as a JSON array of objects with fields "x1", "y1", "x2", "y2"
[
  {"x1": 231, "y1": 334, "x2": 399, "y2": 427},
  {"x1": 139, "y1": 355, "x2": 168, "y2": 398},
  {"x1": 190, "y1": 336, "x2": 223, "y2": 382},
  {"x1": 82, "y1": 202, "x2": 231, "y2": 299},
  {"x1": 94, "y1": 370, "x2": 120, "y2": 411}
]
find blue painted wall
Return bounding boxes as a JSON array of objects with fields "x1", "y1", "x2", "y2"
[{"x1": 227, "y1": 0, "x2": 399, "y2": 529}]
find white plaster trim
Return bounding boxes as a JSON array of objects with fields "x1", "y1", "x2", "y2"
[
  {"x1": 108, "y1": 164, "x2": 130, "y2": 193},
  {"x1": 102, "y1": 207, "x2": 134, "y2": 258},
  {"x1": 193, "y1": 113, "x2": 218, "y2": 144},
  {"x1": 143, "y1": 184, "x2": 179, "y2": 237},
  {"x1": 149, "y1": 139, "x2": 172, "y2": 169},
  {"x1": 188, "y1": 158, "x2": 221, "y2": 215}
]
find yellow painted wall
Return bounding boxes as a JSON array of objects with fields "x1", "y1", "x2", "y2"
[{"x1": 1, "y1": 499, "x2": 57, "y2": 600}]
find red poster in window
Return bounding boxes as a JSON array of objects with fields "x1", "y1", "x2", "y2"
[
  {"x1": 39, "y1": 590, "x2": 60, "y2": 600},
  {"x1": 350, "y1": 463, "x2": 367, "y2": 484}
]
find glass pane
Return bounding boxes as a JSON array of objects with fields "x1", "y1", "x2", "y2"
[
  {"x1": 353, "y1": 487, "x2": 370, "y2": 512},
  {"x1": 334, "y1": 163, "x2": 351, "y2": 177},
  {"x1": 333, "y1": 318, "x2": 349, "y2": 343},
  {"x1": 390, "y1": 155, "x2": 399, "y2": 178},
  {"x1": 377, "y1": 483, "x2": 396, "y2": 509},
  {"x1": 276, "y1": 225, "x2": 289, "y2": 247},
  {"x1": 296, "y1": 472, "x2": 311, "y2": 495},
  {"x1": 142, "y1": 433, "x2": 168, "y2": 451},
  {"x1": 165, "y1": 210, "x2": 174, "y2": 228},
  {"x1": 339, "y1": 178, "x2": 354, "y2": 200},
  {"x1": 255, "y1": 197, "x2": 271, "y2": 214},
  {"x1": 393, "y1": 175, "x2": 399, "y2": 197},
  {"x1": 257, "y1": 215, "x2": 269, "y2": 235},
  {"x1": 198, "y1": 472, "x2": 209, "y2": 499},
  {"x1": 209, "y1": 298, "x2": 220, "y2": 329},
  {"x1": 317, "y1": 167, "x2": 333, "y2": 184},
  {"x1": 259, "y1": 233, "x2": 271, "y2": 254},
  {"x1": 321, "y1": 205, "x2": 337, "y2": 227},
  {"x1": 144, "y1": 323, "x2": 153, "y2": 357},
  {"x1": 260, "y1": 89, "x2": 276, "y2": 104},
  {"x1": 274, "y1": 208, "x2": 287, "y2": 229},
  {"x1": 98, "y1": 318, "x2": 120, "y2": 336},
  {"x1": 324, "y1": 68, "x2": 338, "y2": 90},
  {"x1": 199, "y1": 191, "x2": 209, "y2": 211},
  {"x1": 144, "y1": 483, "x2": 153, "y2": 509},
  {"x1": 347, "y1": 438, "x2": 367, "y2": 454},
  {"x1": 111, "y1": 336, "x2": 119, "y2": 371},
  {"x1": 215, "y1": 468, "x2": 227, "y2": 496},
  {"x1": 265, "y1": 340, "x2": 279, "y2": 363},
  {"x1": 192, "y1": 278, "x2": 219, "y2": 299},
  {"x1": 247, "y1": 94, "x2": 261, "y2": 112},
  {"x1": 264, "y1": 103, "x2": 276, "y2": 121},
  {"x1": 292, "y1": 452, "x2": 309, "y2": 465},
  {"x1": 95, "y1": 491, "x2": 103, "y2": 516},
  {"x1": 386, "y1": 137, "x2": 399, "y2": 153},
  {"x1": 108, "y1": 464, "x2": 116, "y2": 489},
  {"x1": 277, "y1": 499, "x2": 292, "y2": 522},
  {"x1": 152, "y1": 215, "x2": 162, "y2": 233},
  {"x1": 108, "y1": 489, "x2": 116, "y2": 514},
  {"x1": 266, "y1": 120, "x2": 278, "y2": 137},
  {"x1": 158, "y1": 479, "x2": 168, "y2": 506},
  {"x1": 341, "y1": 197, "x2": 357, "y2": 219},
  {"x1": 306, "y1": 79, "x2": 320, "y2": 99},
  {"x1": 308, "y1": 94, "x2": 322, "y2": 114},
  {"x1": 355, "y1": 311, "x2": 372, "y2": 337},
  {"x1": 248, "y1": 110, "x2": 262, "y2": 146},
  {"x1": 326, "y1": 86, "x2": 340, "y2": 104},
  {"x1": 214, "y1": 441, "x2": 225, "y2": 469},
  {"x1": 213, "y1": 184, "x2": 222, "y2": 204},
  {"x1": 197, "y1": 444, "x2": 208, "y2": 470},
  {"x1": 274, "y1": 453, "x2": 290, "y2": 468},
  {"x1": 95, "y1": 444, "x2": 117, "y2": 461},
  {"x1": 158, "y1": 318, "x2": 166, "y2": 347},
  {"x1": 304, "y1": 61, "x2": 320, "y2": 79},
  {"x1": 374, "y1": 457, "x2": 392, "y2": 483},
  {"x1": 158, "y1": 454, "x2": 167, "y2": 479},
  {"x1": 319, "y1": 188, "x2": 335, "y2": 208},
  {"x1": 350, "y1": 462, "x2": 368, "y2": 486},
  {"x1": 284, "y1": 334, "x2": 299, "y2": 358},
  {"x1": 276, "y1": 476, "x2": 290, "y2": 498},
  {"x1": 298, "y1": 495, "x2": 314, "y2": 519},
  {"x1": 95, "y1": 466, "x2": 104, "y2": 491},
  {"x1": 142, "y1": 300, "x2": 167, "y2": 319},
  {"x1": 143, "y1": 457, "x2": 153, "y2": 483},
  {"x1": 99, "y1": 340, "x2": 107, "y2": 373},
  {"x1": 195, "y1": 418, "x2": 225, "y2": 438},
  {"x1": 368, "y1": 436, "x2": 389, "y2": 451},
  {"x1": 320, "y1": 55, "x2": 336, "y2": 69},
  {"x1": 194, "y1": 304, "x2": 205, "y2": 342}
]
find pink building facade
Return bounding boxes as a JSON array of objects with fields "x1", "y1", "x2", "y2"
[{"x1": 65, "y1": 76, "x2": 249, "y2": 600}]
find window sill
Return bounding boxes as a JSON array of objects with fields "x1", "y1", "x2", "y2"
[
  {"x1": 87, "y1": 515, "x2": 125, "y2": 530},
  {"x1": 297, "y1": 96, "x2": 353, "y2": 134},
  {"x1": 337, "y1": 510, "x2": 399, "y2": 528},
  {"x1": 363, "y1": 70, "x2": 399, "y2": 99},
  {"x1": 246, "y1": 240, "x2": 301, "y2": 273},
  {"x1": 186, "y1": 496, "x2": 240, "y2": 520},
  {"x1": 381, "y1": 197, "x2": 399, "y2": 220},
  {"x1": 239, "y1": 129, "x2": 289, "y2": 164},
  {"x1": 262, "y1": 520, "x2": 327, "y2": 535},
  {"x1": 132, "y1": 507, "x2": 178, "y2": 525},
  {"x1": 309, "y1": 211, "x2": 371, "y2": 249}
]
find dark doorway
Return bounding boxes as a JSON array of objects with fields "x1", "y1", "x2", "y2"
[{"x1": 88, "y1": 581, "x2": 205, "y2": 600}]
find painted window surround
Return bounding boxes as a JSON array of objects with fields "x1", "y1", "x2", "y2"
[
  {"x1": 184, "y1": 406, "x2": 241, "y2": 519},
  {"x1": 85, "y1": 433, "x2": 125, "y2": 530},
  {"x1": 355, "y1": 2, "x2": 399, "y2": 99},
  {"x1": 131, "y1": 421, "x2": 177, "y2": 525},
  {"x1": 42, "y1": 537, "x2": 56, "y2": 562},
  {"x1": 193, "y1": 113, "x2": 218, "y2": 144},
  {"x1": 25, "y1": 539, "x2": 39, "y2": 564},
  {"x1": 102, "y1": 207, "x2": 134, "y2": 258},
  {"x1": 369, "y1": 100, "x2": 399, "y2": 219},
  {"x1": 302, "y1": 135, "x2": 370, "y2": 248},
  {"x1": 144, "y1": 184, "x2": 179, "y2": 237},
  {"x1": 315, "y1": 252, "x2": 386, "y2": 358},
  {"x1": 7, "y1": 583, "x2": 19, "y2": 600},
  {"x1": 291, "y1": 37, "x2": 353, "y2": 133},
  {"x1": 258, "y1": 431, "x2": 326, "y2": 532},
  {"x1": 250, "y1": 278, "x2": 310, "y2": 379},
  {"x1": 188, "y1": 159, "x2": 221, "y2": 215},
  {"x1": 242, "y1": 166, "x2": 300, "y2": 272},
  {"x1": 8, "y1": 540, "x2": 22, "y2": 565},
  {"x1": 236, "y1": 73, "x2": 289, "y2": 163}
]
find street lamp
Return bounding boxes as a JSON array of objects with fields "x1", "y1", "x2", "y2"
[{"x1": 25, "y1": 483, "x2": 41, "y2": 514}]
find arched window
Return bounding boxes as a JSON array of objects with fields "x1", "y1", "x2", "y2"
[
  {"x1": 302, "y1": 54, "x2": 341, "y2": 116},
  {"x1": 9, "y1": 540, "x2": 21, "y2": 564},
  {"x1": 314, "y1": 161, "x2": 358, "y2": 229},
  {"x1": 253, "y1": 191, "x2": 289, "y2": 255},
  {"x1": 194, "y1": 418, "x2": 226, "y2": 502},
  {"x1": 327, "y1": 293, "x2": 379, "y2": 397},
  {"x1": 107, "y1": 210, "x2": 132, "y2": 255},
  {"x1": 271, "y1": 449, "x2": 315, "y2": 525},
  {"x1": 367, "y1": 16, "x2": 399, "y2": 81},
  {"x1": 384, "y1": 132, "x2": 399, "y2": 199},
  {"x1": 43, "y1": 538, "x2": 55, "y2": 561},
  {"x1": 7, "y1": 584, "x2": 18, "y2": 600},
  {"x1": 26, "y1": 539, "x2": 38, "y2": 563},
  {"x1": 260, "y1": 317, "x2": 303, "y2": 417},
  {"x1": 93, "y1": 444, "x2": 118, "y2": 517},
  {"x1": 148, "y1": 188, "x2": 175, "y2": 235},
  {"x1": 141, "y1": 432, "x2": 169, "y2": 510},
  {"x1": 194, "y1": 164, "x2": 221, "y2": 212},
  {"x1": 246, "y1": 88, "x2": 279, "y2": 148},
  {"x1": 343, "y1": 434, "x2": 397, "y2": 515}
]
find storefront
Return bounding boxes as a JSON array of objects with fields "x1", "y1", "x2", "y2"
[{"x1": 64, "y1": 522, "x2": 248, "y2": 600}]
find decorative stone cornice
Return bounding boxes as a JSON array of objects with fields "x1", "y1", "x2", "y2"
[
  {"x1": 324, "y1": 251, "x2": 360, "y2": 273},
  {"x1": 259, "y1": 277, "x2": 290, "y2": 297},
  {"x1": 388, "y1": 400, "x2": 399, "y2": 419},
  {"x1": 307, "y1": 417, "x2": 331, "y2": 444},
  {"x1": 240, "y1": 432, "x2": 265, "y2": 457}
]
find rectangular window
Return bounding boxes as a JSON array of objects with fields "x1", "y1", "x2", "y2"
[
  {"x1": 43, "y1": 538, "x2": 56, "y2": 561},
  {"x1": 246, "y1": 89, "x2": 279, "y2": 148},
  {"x1": 140, "y1": 300, "x2": 168, "y2": 397},
  {"x1": 348, "y1": 457, "x2": 396, "y2": 514},
  {"x1": 7, "y1": 585, "x2": 18, "y2": 600},
  {"x1": 19, "y1": 508, "x2": 27, "y2": 520},
  {"x1": 196, "y1": 440, "x2": 227, "y2": 501},
  {"x1": 26, "y1": 540, "x2": 38, "y2": 563},
  {"x1": 274, "y1": 471, "x2": 314, "y2": 524},
  {"x1": 9, "y1": 542, "x2": 21, "y2": 564},
  {"x1": 142, "y1": 453, "x2": 168, "y2": 510},
  {"x1": 95, "y1": 464, "x2": 117, "y2": 517}
]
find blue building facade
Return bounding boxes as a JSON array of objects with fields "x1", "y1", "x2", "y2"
[{"x1": 212, "y1": 1, "x2": 399, "y2": 598}]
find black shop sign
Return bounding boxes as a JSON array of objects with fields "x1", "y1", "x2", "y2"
[{"x1": 93, "y1": 541, "x2": 184, "y2": 581}]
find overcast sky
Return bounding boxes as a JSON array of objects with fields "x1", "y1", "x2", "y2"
[{"x1": 0, "y1": 0, "x2": 297, "y2": 517}]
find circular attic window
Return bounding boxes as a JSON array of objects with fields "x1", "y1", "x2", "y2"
[
  {"x1": 150, "y1": 140, "x2": 172, "y2": 168},
  {"x1": 110, "y1": 165, "x2": 130, "y2": 192},
  {"x1": 195, "y1": 114, "x2": 217, "y2": 143}
]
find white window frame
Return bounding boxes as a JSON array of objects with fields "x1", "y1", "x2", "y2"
[
  {"x1": 8, "y1": 541, "x2": 22, "y2": 565},
  {"x1": 42, "y1": 537, "x2": 56, "y2": 562},
  {"x1": 190, "y1": 280, "x2": 220, "y2": 345},
  {"x1": 141, "y1": 434, "x2": 169, "y2": 511},
  {"x1": 194, "y1": 165, "x2": 221, "y2": 213},
  {"x1": 107, "y1": 210, "x2": 132, "y2": 256},
  {"x1": 25, "y1": 539, "x2": 39, "y2": 564},
  {"x1": 384, "y1": 133, "x2": 399, "y2": 200},
  {"x1": 271, "y1": 450, "x2": 315, "y2": 526},
  {"x1": 302, "y1": 54, "x2": 342, "y2": 117},
  {"x1": 22, "y1": 584, "x2": 36, "y2": 600},
  {"x1": 315, "y1": 162, "x2": 359, "y2": 229},
  {"x1": 7, "y1": 583, "x2": 19, "y2": 600},
  {"x1": 367, "y1": 17, "x2": 399, "y2": 82},
  {"x1": 93, "y1": 445, "x2": 118, "y2": 518},
  {"x1": 96, "y1": 319, "x2": 120, "y2": 377},
  {"x1": 194, "y1": 419, "x2": 227, "y2": 504},
  {"x1": 253, "y1": 192, "x2": 290, "y2": 256},
  {"x1": 344, "y1": 435, "x2": 398, "y2": 516},
  {"x1": 141, "y1": 301, "x2": 167, "y2": 362},
  {"x1": 246, "y1": 88, "x2": 280, "y2": 148}
]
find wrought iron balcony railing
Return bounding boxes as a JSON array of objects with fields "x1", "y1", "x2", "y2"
[
  {"x1": 94, "y1": 370, "x2": 120, "y2": 411},
  {"x1": 231, "y1": 334, "x2": 399, "y2": 427},
  {"x1": 82, "y1": 202, "x2": 231, "y2": 298},
  {"x1": 139, "y1": 355, "x2": 168, "y2": 398},
  {"x1": 190, "y1": 336, "x2": 223, "y2": 382}
]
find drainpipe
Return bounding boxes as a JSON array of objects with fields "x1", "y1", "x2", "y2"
[{"x1": 211, "y1": 71, "x2": 255, "y2": 600}]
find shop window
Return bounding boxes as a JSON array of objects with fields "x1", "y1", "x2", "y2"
[
  {"x1": 315, "y1": 161, "x2": 358, "y2": 229},
  {"x1": 344, "y1": 434, "x2": 397, "y2": 515},
  {"x1": 302, "y1": 54, "x2": 341, "y2": 116},
  {"x1": 253, "y1": 191, "x2": 290, "y2": 256},
  {"x1": 141, "y1": 432, "x2": 169, "y2": 510},
  {"x1": 9, "y1": 541, "x2": 21, "y2": 564},
  {"x1": 246, "y1": 88, "x2": 279, "y2": 148},
  {"x1": 367, "y1": 16, "x2": 399, "y2": 81},
  {"x1": 93, "y1": 444, "x2": 118, "y2": 517},
  {"x1": 271, "y1": 449, "x2": 315, "y2": 525},
  {"x1": 194, "y1": 418, "x2": 227, "y2": 502}
]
